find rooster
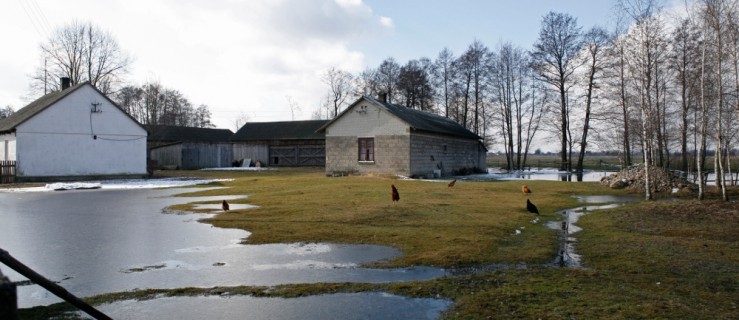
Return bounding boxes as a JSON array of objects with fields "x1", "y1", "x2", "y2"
[
  {"x1": 522, "y1": 185, "x2": 532, "y2": 194},
  {"x1": 391, "y1": 184, "x2": 400, "y2": 204},
  {"x1": 526, "y1": 199, "x2": 539, "y2": 214},
  {"x1": 222, "y1": 200, "x2": 230, "y2": 212},
  {"x1": 448, "y1": 179, "x2": 456, "y2": 188}
]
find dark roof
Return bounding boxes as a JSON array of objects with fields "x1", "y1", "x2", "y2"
[
  {"x1": 230, "y1": 120, "x2": 329, "y2": 141},
  {"x1": 0, "y1": 82, "x2": 146, "y2": 134},
  {"x1": 319, "y1": 96, "x2": 481, "y2": 140},
  {"x1": 0, "y1": 82, "x2": 87, "y2": 133},
  {"x1": 147, "y1": 125, "x2": 234, "y2": 143}
]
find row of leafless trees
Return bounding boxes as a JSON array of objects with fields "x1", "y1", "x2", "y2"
[
  {"x1": 22, "y1": 20, "x2": 214, "y2": 128},
  {"x1": 318, "y1": 0, "x2": 738, "y2": 201},
  {"x1": 114, "y1": 82, "x2": 213, "y2": 128}
]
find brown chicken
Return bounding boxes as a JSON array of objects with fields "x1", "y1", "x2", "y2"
[
  {"x1": 391, "y1": 184, "x2": 400, "y2": 204},
  {"x1": 522, "y1": 185, "x2": 532, "y2": 194},
  {"x1": 448, "y1": 179, "x2": 456, "y2": 188},
  {"x1": 222, "y1": 200, "x2": 230, "y2": 212}
]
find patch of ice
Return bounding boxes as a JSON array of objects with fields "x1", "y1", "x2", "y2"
[
  {"x1": 200, "y1": 167, "x2": 271, "y2": 171},
  {"x1": 284, "y1": 243, "x2": 332, "y2": 256},
  {"x1": 45, "y1": 182, "x2": 101, "y2": 191},
  {"x1": 1, "y1": 178, "x2": 233, "y2": 193},
  {"x1": 249, "y1": 260, "x2": 357, "y2": 270}
]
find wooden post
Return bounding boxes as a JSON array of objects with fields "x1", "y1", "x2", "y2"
[
  {"x1": 0, "y1": 249, "x2": 111, "y2": 320},
  {"x1": 0, "y1": 268, "x2": 17, "y2": 320}
]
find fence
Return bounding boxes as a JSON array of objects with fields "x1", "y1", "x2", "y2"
[{"x1": 0, "y1": 161, "x2": 15, "y2": 184}]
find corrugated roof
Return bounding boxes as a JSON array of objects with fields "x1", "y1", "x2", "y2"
[
  {"x1": 0, "y1": 82, "x2": 87, "y2": 133},
  {"x1": 319, "y1": 96, "x2": 481, "y2": 140},
  {"x1": 147, "y1": 125, "x2": 234, "y2": 143},
  {"x1": 230, "y1": 120, "x2": 329, "y2": 141}
]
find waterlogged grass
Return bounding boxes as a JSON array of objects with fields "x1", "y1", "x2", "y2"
[
  {"x1": 172, "y1": 168, "x2": 615, "y2": 267},
  {"x1": 18, "y1": 169, "x2": 738, "y2": 319}
]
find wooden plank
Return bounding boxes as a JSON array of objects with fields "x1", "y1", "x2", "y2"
[{"x1": 0, "y1": 249, "x2": 112, "y2": 320}]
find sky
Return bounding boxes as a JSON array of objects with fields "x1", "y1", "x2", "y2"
[{"x1": 1, "y1": 0, "x2": 659, "y2": 132}]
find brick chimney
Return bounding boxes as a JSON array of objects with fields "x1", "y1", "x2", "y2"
[
  {"x1": 60, "y1": 77, "x2": 71, "y2": 90},
  {"x1": 378, "y1": 92, "x2": 387, "y2": 103}
]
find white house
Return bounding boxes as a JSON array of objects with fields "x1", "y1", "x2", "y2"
[
  {"x1": 319, "y1": 95, "x2": 487, "y2": 178},
  {"x1": 0, "y1": 79, "x2": 148, "y2": 182}
]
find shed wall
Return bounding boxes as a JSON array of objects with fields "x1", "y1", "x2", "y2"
[{"x1": 409, "y1": 133, "x2": 486, "y2": 177}]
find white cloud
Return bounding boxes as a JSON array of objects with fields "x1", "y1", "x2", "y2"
[
  {"x1": 0, "y1": 0, "x2": 392, "y2": 129},
  {"x1": 379, "y1": 16, "x2": 394, "y2": 28}
]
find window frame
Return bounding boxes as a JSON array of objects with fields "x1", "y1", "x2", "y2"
[{"x1": 357, "y1": 137, "x2": 375, "y2": 162}]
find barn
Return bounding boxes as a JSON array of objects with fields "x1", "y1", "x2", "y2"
[
  {"x1": 231, "y1": 120, "x2": 328, "y2": 167},
  {"x1": 148, "y1": 125, "x2": 234, "y2": 170},
  {"x1": 0, "y1": 79, "x2": 148, "y2": 182},
  {"x1": 319, "y1": 95, "x2": 487, "y2": 178}
]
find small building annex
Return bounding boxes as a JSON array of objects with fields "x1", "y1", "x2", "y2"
[
  {"x1": 148, "y1": 125, "x2": 234, "y2": 170},
  {"x1": 0, "y1": 79, "x2": 148, "y2": 182},
  {"x1": 319, "y1": 95, "x2": 487, "y2": 178},
  {"x1": 231, "y1": 120, "x2": 329, "y2": 167}
]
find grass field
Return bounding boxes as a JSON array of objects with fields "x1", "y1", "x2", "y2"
[{"x1": 19, "y1": 168, "x2": 738, "y2": 319}]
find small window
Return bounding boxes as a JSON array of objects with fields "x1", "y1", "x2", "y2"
[{"x1": 358, "y1": 138, "x2": 374, "y2": 162}]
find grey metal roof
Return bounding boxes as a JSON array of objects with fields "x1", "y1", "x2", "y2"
[
  {"x1": 319, "y1": 96, "x2": 481, "y2": 140},
  {"x1": 0, "y1": 82, "x2": 87, "y2": 133},
  {"x1": 147, "y1": 125, "x2": 234, "y2": 143},
  {"x1": 230, "y1": 120, "x2": 329, "y2": 141}
]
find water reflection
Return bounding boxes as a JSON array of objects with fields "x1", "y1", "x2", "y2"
[
  {"x1": 468, "y1": 168, "x2": 614, "y2": 182},
  {"x1": 83, "y1": 293, "x2": 451, "y2": 320},
  {"x1": 545, "y1": 195, "x2": 638, "y2": 268},
  {"x1": 0, "y1": 188, "x2": 445, "y2": 309}
]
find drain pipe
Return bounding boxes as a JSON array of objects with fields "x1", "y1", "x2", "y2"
[{"x1": 0, "y1": 249, "x2": 112, "y2": 320}]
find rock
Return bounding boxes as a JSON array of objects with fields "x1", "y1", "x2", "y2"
[{"x1": 609, "y1": 179, "x2": 628, "y2": 189}]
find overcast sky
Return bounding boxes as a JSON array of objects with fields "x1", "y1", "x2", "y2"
[{"x1": 2, "y1": 0, "x2": 677, "y2": 131}]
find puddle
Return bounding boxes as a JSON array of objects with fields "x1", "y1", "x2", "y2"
[
  {"x1": 545, "y1": 195, "x2": 638, "y2": 268},
  {"x1": 78, "y1": 293, "x2": 451, "y2": 320},
  {"x1": 0, "y1": 188, "x2": 445, "y2": 308}
]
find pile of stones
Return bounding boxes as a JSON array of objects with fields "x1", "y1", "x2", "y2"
[{"x1": 600, "y1": 164, "x2": 695, "y2": 192}]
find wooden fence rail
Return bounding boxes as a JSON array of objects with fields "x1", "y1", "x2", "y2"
[
  {"x1": 0, "y1": 249, "x2": 112, "y2": 320},
  {"x1": 0, "y1": 161, "x2": 15, "y2": 184}
]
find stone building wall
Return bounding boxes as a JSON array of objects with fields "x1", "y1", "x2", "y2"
[{"x1": 409, "y1": 133, "x2": 485, "y2": 177}]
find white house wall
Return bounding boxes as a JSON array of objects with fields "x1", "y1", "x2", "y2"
[
  {"x1": 15, "y1": 86, "x2": 147, "y2": 178},
  {"x1": 0, "y1": 133, "x2": 15, "y2": 161}
]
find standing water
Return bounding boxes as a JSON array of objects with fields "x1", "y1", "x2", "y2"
[{"x1": 0, "y1": 184, "x2": 448, "y2": 319}]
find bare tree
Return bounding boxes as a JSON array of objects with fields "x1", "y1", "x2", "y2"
[
  {"x1": 432, "y1": 48, "x2": 456, "y2": 118},
  {"x1": 670, "y1": 17, "x2": 702, "y2": 173},
  {"x1": 321, "y1": 67, "x2": 354, "y2": 118},
  {"x1": 0, "y1": 106, "x2": 13, "y2": 119},
  {"x1": 576, "y1": 27, "x2": 612, "y2": 174},
  {"x1": 375, "y1": 58, "x2": 401, "y2": 103},
  {"x1": 531, "y1": 12, "x2": 584, "y2": 171},
  {"x1": 397, "y1": 59, "x2": 434, "y2": 110},
  {"x1": 286, "y1": 95, "x2": 302, "y2": 120},
  {"x1": 32, "y1": 20, "x2": 131, "y2": 95},
  {"x1": 233, "y1": 112, "x2": 250, "y2": 132}
]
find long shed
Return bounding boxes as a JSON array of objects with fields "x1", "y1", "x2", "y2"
[
  {"x1": 148, "y1": 125, "x2": 234, "y2": 169},
  {"x1": 230, "y1": 120, "x2": 329, "y2": 166}
]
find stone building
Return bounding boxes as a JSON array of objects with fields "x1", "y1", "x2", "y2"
[{"x1": 319, "y1": 95, "x2": 486, "y2": 177}]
